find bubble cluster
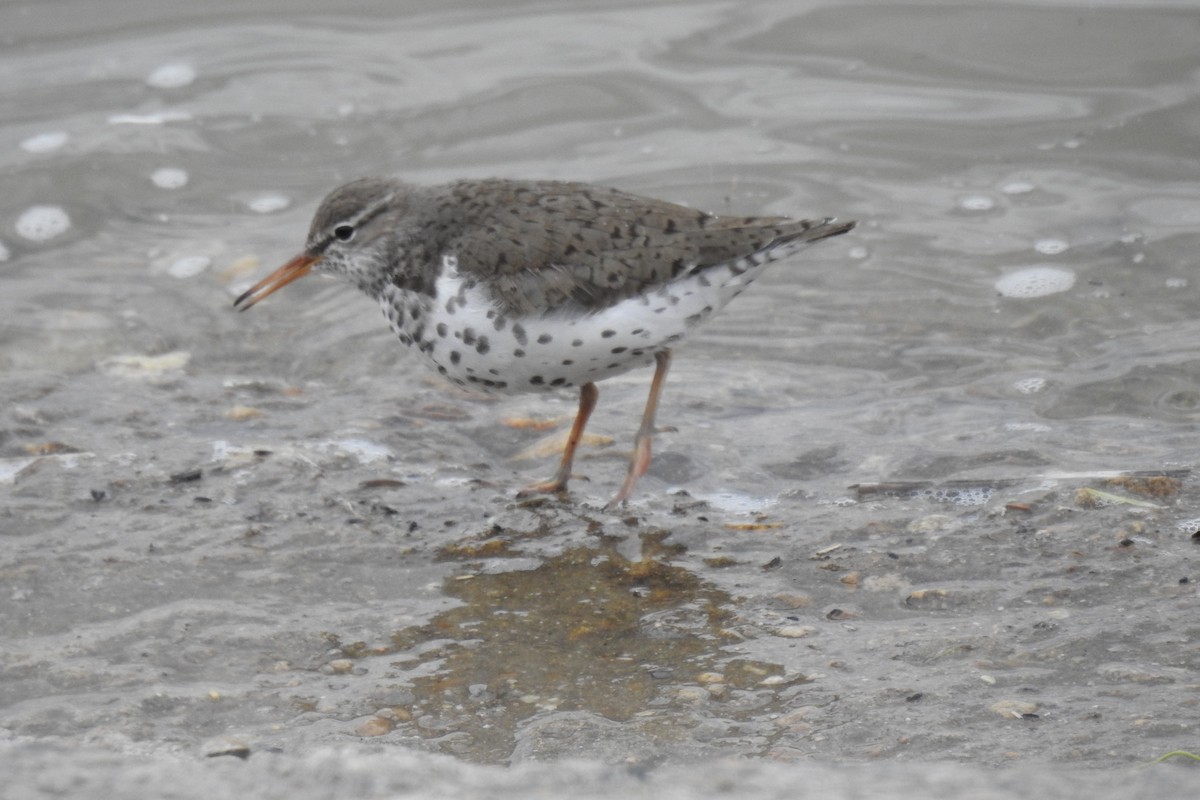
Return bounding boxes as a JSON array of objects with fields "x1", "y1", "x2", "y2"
[
  {"x1": 914, "y1": 486, "x2": 994, "y2": 506},
  {"x1": 151, "y1": 167, "x2": 189, "y2": 189},
  {"x1": 1013, "y1": 377, "x2": 1046, "y2": 394},
  {"x1": 1174, "y1": 517, "x2": 1200, "y2": 534},
  {"x1": 995, "y1": 266, "x2": 1075, "y2": 298},
  {"x1": 15, "y1": 205, "x2": 71, "y2": 241}
]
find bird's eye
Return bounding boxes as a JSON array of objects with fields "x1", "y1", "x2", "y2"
[{"x1": 333, "y1": 224, "x2": 355, "y2": 242}]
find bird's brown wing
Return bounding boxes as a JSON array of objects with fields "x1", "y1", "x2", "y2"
[{"x1": 431, "y1": 179, "x2": 848, "y2": 316}]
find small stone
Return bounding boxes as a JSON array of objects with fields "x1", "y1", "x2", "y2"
[
  {"x1": 990, "y1": 699, "x2": 1038, "y2": 719},
  {"x1": 225, "y1": 405, "x2": 262, "y2": 420},
  {"x1": 675, "y1": 686, "x2": 708, "y2": 704},
  {"x1": 775, "y1": 625, "x2": 816, "y2": 639},
  {"x1": 354, "y1": 716, "x2": 395, "y2": 737},
  {"x1": 695, "y1": 672, "x2": 725, "y2": 685},
  {"x1": 203, "y1": 735, "x2": 251, "y2": 759},
  {"x1": 773, "y1": 592, "x2": 811, "y2": 609},
  {"x1": 327, "y1": 658, "x2": 354, "y2": 673}
]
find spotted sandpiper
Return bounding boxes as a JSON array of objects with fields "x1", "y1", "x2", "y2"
[{"x1": 234, "y1": 177, "x2": 854, "y2": 508}]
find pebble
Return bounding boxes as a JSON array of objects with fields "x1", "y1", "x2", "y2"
[
  {"x1": 354, "y1": 716, "x2": 395, "y2": 737},
  {"x1": 675, "y1": 686, "x2": 708, "y2": 704},
  {"x1": 775, "y1": 625, "x2": 816, "y2": 639},
  {"x1": 773, "y1": 592, "x2": 812, "y2": 609},
  {"x1": 202, "y1": 735, "x2": 251, "y2": 759},
  {"x1": 989, "y1": 699, "x2": 1038, "y2": 719},
  {"x1": 327, "y1": 658, "x2": 354, "y2": 674}
]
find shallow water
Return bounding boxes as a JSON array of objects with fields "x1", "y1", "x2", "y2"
[{"x1": 2, "y1": 0, "x2": 1198, "y2": 783}]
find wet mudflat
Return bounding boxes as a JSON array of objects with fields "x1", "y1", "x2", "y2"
[{"x1": 1, "y1": 0, "x2": 1198, "y2": 797}]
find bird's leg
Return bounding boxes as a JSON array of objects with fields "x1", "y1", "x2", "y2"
[
  {"x1": 606, "y1": 349, "x2": 672, "y2": 510},
  {"x1": 517, "y1": 382, "x2": 599, "y2": 497}
]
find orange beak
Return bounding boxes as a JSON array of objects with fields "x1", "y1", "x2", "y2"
[{"x1": 233, "y1": 254, "x2": 320, "y2": 311}]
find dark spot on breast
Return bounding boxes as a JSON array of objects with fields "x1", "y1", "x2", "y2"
[
  {"x1": 476, "y1": 337, "x2": 490, "y2": 355},
  {"x1": 512, "y1": 323, "x2": 527, "y2": 345},
  {"x1": 436, "y1": 323, "x2": 448, "y2": 337},
  {"x1": 462, "y1": 328, "x2": 476, "y2": 346},
  {"x1": 537, "y1": 333, "x2": 553, "y2": 344},
  {"x1": 607, "y1": 362, "x2": 620, "y2": 369},
  {"x1": 449, "y1": 351, "x2": 461, "y2": 364},
  {"x1": 514, "y1": 348, "x2": 525, "y2": 357},
  {"x1": 530, "y1": 375, "x2": 544, "y2": 385},
  {"x1": 550, "y1": 378, "x2": 566, "y2": 387},
  {"x1": 611, "y1": 346, "x2": 627, "y2": 354},
  {"x1": 398, "y1": 333, "x2": 412, "y2": 346},
  {"x1": 601, "y1": 329, "x2": 616, "y2": 338},
  {"x1": 572, "y1": 339, "x2": 583, "y2": 347},
  {"x1": 437, "y1": 365, "x2": 448, "y2": 375},
  {"x1": 562, "y1": 359, "x2": 574, "y2": 366},
  {"x1": 493, "y1": 315, "x2": 507, "y2": 331},
  {"x1": 631, "y1": 328, "x2": 644, "y2": 335}
]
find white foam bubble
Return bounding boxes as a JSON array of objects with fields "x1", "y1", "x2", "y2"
[
  {"x1": 1166, "y1": 277, "x2": 1187, "y2": 289},
  {"x1": 20, "y1": 131, "x2": 69, "y2": 153},
  {"x1": 247, "y1": 194, "x2": 290, "y2": 213},
  {"x1": 108, "y1": 110, "x2": 192, "y2": 125},
  {"x1": 1001, "y1": 180, "x2": 1035, "y2": 195},
  {"x1": 1175, "y1": 517, "x2": 1200, "y2": 534},
  {"x1": 995, "y1": 266, "x2": 1075, "y2": 298},
  {"x1": 1034, "y1": 238, "x2": 1068, "y2": 255},
  {"x1": 916, "y1": 486, "x2": 994, "y2": 506},
  {"x1": 15, "y1": 206, "x2": 71, "y2": 241},
  {"x1": 1013, "y1": 377, "x2": 1046, "y2": 394},
  {"x1": 1004, "y1": 421, "x2": 1051, "y2": 432},
  {"x1": 147, "y1": 63, "x2": 196, "y2": 88},
  {"x1": 151, "y1": 167, "x2": 189, "y2": 189},
  {"x1": 167, "y1": 256, "x2": 211, "y2": 279},
  {"x1": 959, "y1": 195, "x2": 995, "y2": 212}
]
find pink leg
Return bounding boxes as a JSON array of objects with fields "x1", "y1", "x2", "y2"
[
  {"x1": 606, "y1": 349, "x2": 671, "y2": 510},
  {"x1": 517, "y1": 382, "x2": 599, "y2": 497}
]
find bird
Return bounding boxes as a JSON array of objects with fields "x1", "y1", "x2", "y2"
[{"x1": 234, "y1": 177, "x2": 854, "y2": 509}]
